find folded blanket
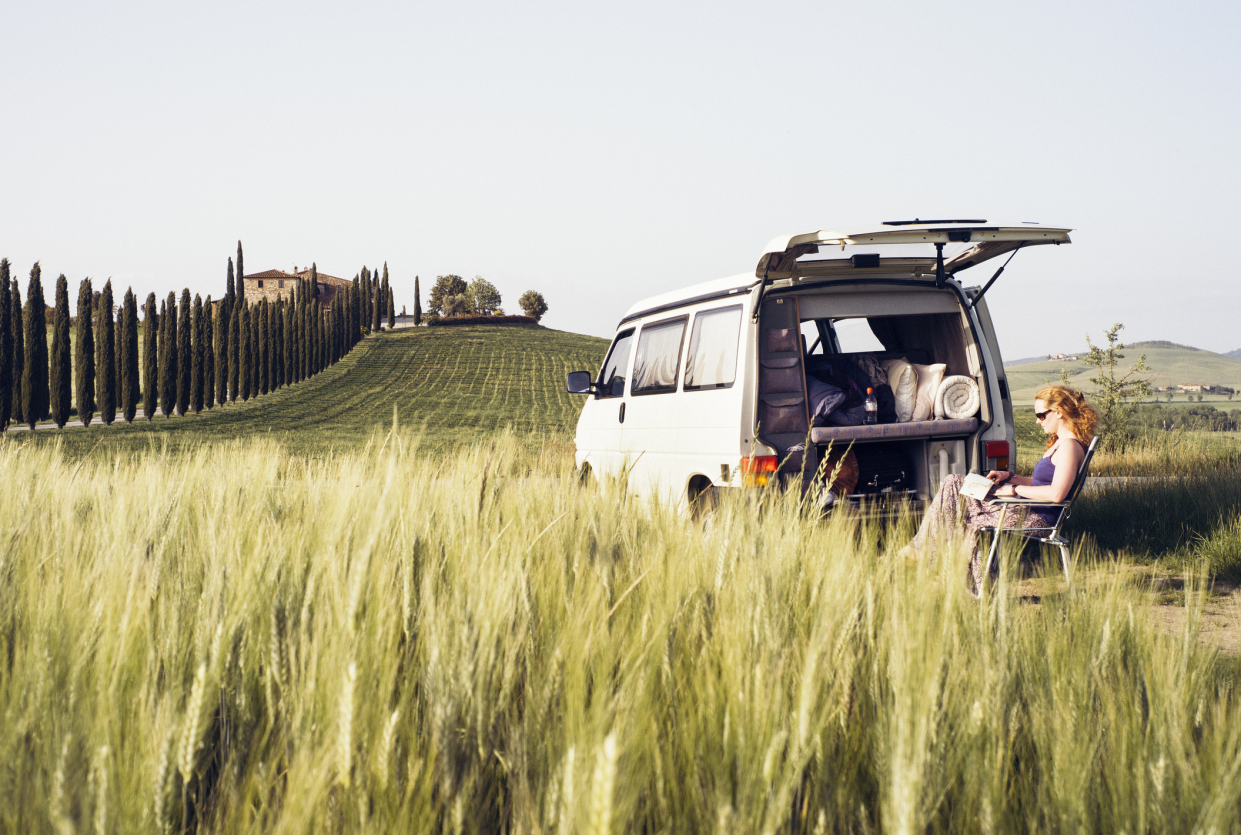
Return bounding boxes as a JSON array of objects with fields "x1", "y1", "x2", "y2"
[{"x1": 935, "y1": 375, "x2": 980, "y2": 420}]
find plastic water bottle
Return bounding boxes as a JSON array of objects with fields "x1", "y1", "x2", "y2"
[{"x1": 864, "y1": 387, "x2": 878, "y2": 424}]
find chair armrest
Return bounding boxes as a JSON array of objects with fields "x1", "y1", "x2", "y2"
[{"x1": 985, "y1": 497, "x2": 1070, "y2": 508}]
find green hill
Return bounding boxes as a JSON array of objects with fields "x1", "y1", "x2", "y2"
[
  {"x1": 8, "y1": 325, "x2": 610, "y2": 455},
  {"x1": 1005, "y1": 342, "x2": 1241, "y2": 405}
]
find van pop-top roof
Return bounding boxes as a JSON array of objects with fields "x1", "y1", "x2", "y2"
[{"x1": 621, "y1": 220, "x2": 1072, "y2": 323}]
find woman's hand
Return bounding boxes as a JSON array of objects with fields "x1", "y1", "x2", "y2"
[{"x1": 986, "y1": 470, "x2": 1011, "y2": 484}]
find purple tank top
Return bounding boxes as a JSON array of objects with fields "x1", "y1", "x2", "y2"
[{"x1": 1031, "y1": 439, "x2": 1086, "y2": 486}]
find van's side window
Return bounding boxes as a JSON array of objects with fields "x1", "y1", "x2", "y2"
[
  {"x1": 597, "y1": 329, "x2": 634, "y2": 398},
  {"x1": 631, "y1": 316, "x2": 688, "y2": 395},
  {"x1": 684, "y1": 305, "x2": 742, "y2": 391}
]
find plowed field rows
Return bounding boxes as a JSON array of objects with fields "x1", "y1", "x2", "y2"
[{"x1": 12, "y1": 325, "x2": 609, "y2": 455}]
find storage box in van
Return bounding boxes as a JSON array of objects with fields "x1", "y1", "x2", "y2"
[{"x1": 566, "y1": 220, "x2": 1071, "y2": 510}]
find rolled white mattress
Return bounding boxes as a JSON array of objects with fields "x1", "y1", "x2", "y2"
[{"x1": 935, "y1": 375, "x2": 980, "y2": 420}]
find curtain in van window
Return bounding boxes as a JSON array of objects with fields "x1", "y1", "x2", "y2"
[
  {"x1": 684, "y1": 305, "x2": 742, "y2": 390},
  {"x1": 632, "y1": 317, "x2": 687, "y2": 394},
  {"x1": 867, "y1": 313, "x2": 970, "y2": 376}
]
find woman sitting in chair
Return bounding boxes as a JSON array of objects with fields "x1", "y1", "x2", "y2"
[{"x1": 901, "y1": 384, "x2": 1098, "y2": 594}]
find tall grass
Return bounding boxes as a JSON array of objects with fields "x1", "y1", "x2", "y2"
[{"x1": 1, "y1": 434, "x2": 1239, "y2": 833}]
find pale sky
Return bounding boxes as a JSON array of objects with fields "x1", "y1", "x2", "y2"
[{"x1": 3, "y1": 1, "x2": 1239, "y2": 359}]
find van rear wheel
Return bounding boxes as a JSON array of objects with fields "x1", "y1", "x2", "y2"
[{"x1": 688, "y1": 476, "x2": 716, "y2": 521}]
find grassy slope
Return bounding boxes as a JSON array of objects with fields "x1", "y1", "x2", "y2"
[
  {"x1": 13, "y1": 325, "x2": 609, "y2": 455},
  {"x1": 1005, "y1": 344, "x2": 1241, "y2": 404}
]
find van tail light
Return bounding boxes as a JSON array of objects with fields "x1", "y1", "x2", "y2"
[
  {"x1": 985, "y1": 440, "x2": 1009, "y2": 472},
  {"x1": 740, "y1": 455, "x2": 779, "y2": 487}
]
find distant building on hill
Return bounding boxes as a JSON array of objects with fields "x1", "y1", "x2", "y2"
[
  {"x1": 1050, "y1": 352, "x2": 1079, "y2": 361},
  {"x1": 241, "y1": 266, "x2": 351, "y2": 309}
]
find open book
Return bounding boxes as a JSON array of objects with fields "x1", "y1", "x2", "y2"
[{"x1": 958, "y1": 473, "x2": 997, "y2": 501}]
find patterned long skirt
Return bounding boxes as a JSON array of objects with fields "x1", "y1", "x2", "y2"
[{"x1": 909, "y1": 474, "x2": 1057, "y2": 595}]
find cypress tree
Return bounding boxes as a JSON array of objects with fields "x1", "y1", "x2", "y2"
[
  {"x1": 303, "y1": 299, "x2": 312, "y2": 379},
  {"x1": 22, "y1": 263, "x2": 50, "y2": 429},
  {"x1": 229, "y1": 296, "x2": 241, "y2": 401},
  {"x1": 176, "y1": 289, "x2": 191, "y2": 415},
  {"x1": 204, "y1": 296, "x2": 215, "y2": 409},
  {"x1": 372, "y1": 270, "x2": 381, "y2": 333},
  {"x1": 222, "y1": 258, "x2": 234, "y2": 399},
  {"x1": 240, "y1": 302, "x2": 252, "y2": 400},
  {"x1": 387, "y1": 282, "x2": 396, "y2": 331},
  {"x1": 11, "y1": 281, "x2": 24, "y2": 426},
  {"x1": 115, "y1": 298, "x2": 123, "y2": 400},
  {"x1": 236, "y1": 240, "x2": 244, "y2": 290},
  {"x1": 0, "y1": 263, "x2": 11, "y2": 431},
  {"x1": 159, "y1": 292, "x2": 176, "y2": 418},
  {"x1": 191, "y1": 294, "x2": 204, "y2": 413},
  {"x1": 413, "y1": 275, "x2": 421, "y2": 326},
  {"x1": 279, "y1": 298, "x2": 289, "y2": 387},
  {"x1": 250, "y1": 300, "x2": 261, "y2": 394},
  {"x1": 50, "y1": 275, "x2": 71, "y2": 428},
  {"x1": 121, "y1": 288, "x2": 139, "y2": 422},
  {"x1": 216, "y1": 299, "x2": 229, "y2": 404},
  {"x1": 96, "y1": 280, "x2": 116, "y2": 426},
  {"x1": 74, "y1": 278, "x2": 95, "y2": 428},
  {"x1": 259, "y1": 300, "x2": 270, "y2": 395},
  {"x1": 143, "y1": 294, "x2": 157, "y2": 420}
]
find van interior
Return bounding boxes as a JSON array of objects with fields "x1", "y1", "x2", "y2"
[{"x1": 757, "y1": 290, "x2": 990, "y2": 505}]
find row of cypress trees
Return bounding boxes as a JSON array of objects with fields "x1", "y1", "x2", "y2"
[{"x1": 0, "y1": 252, "x2": 377, "y2": 431}]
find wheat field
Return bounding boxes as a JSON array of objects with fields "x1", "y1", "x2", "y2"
[{"x1": 2, "y1": 432, "x2": 1239, "y2": 834}]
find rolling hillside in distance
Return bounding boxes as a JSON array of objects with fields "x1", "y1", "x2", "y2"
[
  {"x1": 11, "y1": 325, "x2": 610, "y2": 456},
  {"x1": 1005, "y1": 341, "x2": 1241, "y2": 404}
]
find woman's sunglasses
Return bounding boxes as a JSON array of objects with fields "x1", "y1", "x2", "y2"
[{"x1": 1035, "y1": 410, "x2": 1054, "y2": 421}]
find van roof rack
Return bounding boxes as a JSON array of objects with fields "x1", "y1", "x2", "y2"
[{"x1": 882, "y1": 218, "x2": 987, "y2": 226}]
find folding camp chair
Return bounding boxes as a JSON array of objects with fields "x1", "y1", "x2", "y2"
[{"x1": 980, "y1": 436, "x2": 1099, "y2": 586}]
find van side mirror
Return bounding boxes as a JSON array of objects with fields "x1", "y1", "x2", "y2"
[{"x1": 566, "y1": 371, "x2": 594, "y2": 394}]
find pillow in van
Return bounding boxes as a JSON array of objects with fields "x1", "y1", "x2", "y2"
[
  {"x1": 883, "y1": 359, "x2": 918, "y2": 422},
  {"x1": 806, "y1": 375, "x2": 848, "y2": 426},
  {"x1": 910, "y1": 363, "x2": 947, "y2": 422}
]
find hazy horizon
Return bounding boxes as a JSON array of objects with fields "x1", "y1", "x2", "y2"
[{"x1": 3, "y1": 1, "x2": 1238, "y2": 359}]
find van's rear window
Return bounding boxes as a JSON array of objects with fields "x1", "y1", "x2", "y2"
[
  {"x1": 632, "y1": 316, "x2": 688, "y2": 395},
  {"x1": 684, "y1": 305, "x2": 742, "y2": 391}
]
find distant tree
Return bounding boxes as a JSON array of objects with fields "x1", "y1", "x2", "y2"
[
  {"x1": 176, "y1": 289, "x2": 191, "y2": 415},
  {"x1": 191, "y1": 294, "x2": 204, "y2": 413},
  {"x1": 159, "y1": 292, "x2": 176, "y2": 418},
  {"x1": 74, "y1": 278, "x2": 96, "y2": 428},
  {"x1": 372, "y1": 272, "x2": 382, "y2": 333},
  {"x1": 21, "y1": 263, "x2": 49, "y2": 429},
  {"x1": 228, "y1": 299, "x2": 240, "y2": 402},
  {"x1": 122, "y1": 288, "x2": 139, "y2": 422},
  {"x1": 114, "y1": 301, "x2": 123, "y2": 401},
  {"x1": 274, "y1": 299, "x2": 286, "y2": 386},
  {"x1": 50, "y1": 275, "x2": 71, "y2": 428},
  {"x1": 443, "y1": 294, "x2": 470, "y2": 317},
  {"x1": 387, "y1": 284, "x2": 396, "y2": 328},
  {"x1": 203, "y1": 295, "x2": 214, "y2": 408},
  {"x1": 1083, "y1": 323, "x2": 1152, "y2": 448},
  {"x1": 318, "y1": 312, "x2": 327, "y2": 372},
  {"x1": 143, "y1": 293, "x2": 158, "y2": 420},
  {"x1": 258, "y1": 299, "x2": 269, "y2": 396},
  {"x1": 467, "y1": 277, "x2": 502, "y2": 315},
  {"x1": 428, "y1": 275, "x2": 468, "y2": 316},
  {"x1": 0, "y1": 263, "x2": 11, "y2": 431},
  {"x1": 240, "y1": 302, "x2": 253, "y2": 400},
  {"x1": 96, "y1": 281, "x2": 116, "y2": 425},
  {"x1": 236, "y1": 240, "x2": 244, "y2": 290},
  {"x1": 222, "y1": 257, "x2": 234, "y2": 397},
  {"x1": 10, "y1": 281, "x2": 24, "y2": 426},
  {"x1": 413, "y1": 275, "x2": 422, "y2": 325},
  {"x1": 519, "y1": 290, "x2": 548, "y2": 322}
]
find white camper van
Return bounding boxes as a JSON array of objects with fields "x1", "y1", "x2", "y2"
[{"x1": 567, "y1": 220, "x2": 1071, "y2": 510}]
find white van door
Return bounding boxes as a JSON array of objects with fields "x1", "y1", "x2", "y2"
[
  {"x1": 576, "y1": 328, "x2": 635, "y2": 478},
  {"x1": 620, "y1": 315, "x2": 690, "y2": 503}
]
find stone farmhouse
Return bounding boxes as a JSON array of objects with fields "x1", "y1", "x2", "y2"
[{"x1": 242, "y1": 266, "x2": 352, "y2": 310}]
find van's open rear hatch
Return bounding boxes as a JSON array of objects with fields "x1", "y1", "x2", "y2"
[{"x1": 756, "y1": 220, "x2": 1072, "y2": 278}]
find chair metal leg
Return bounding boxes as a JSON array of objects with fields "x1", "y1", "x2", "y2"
[
  {"x1": 983, "y1": 529, "x2": 1002, "y2": 585},
  {"x1": 1058, "y1": 542, "x2": 1071, "y2": 586}
]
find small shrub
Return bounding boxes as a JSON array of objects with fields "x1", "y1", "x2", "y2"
[{"x1": 429, "y1": 315, "x2": 535, "y2": 327}]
